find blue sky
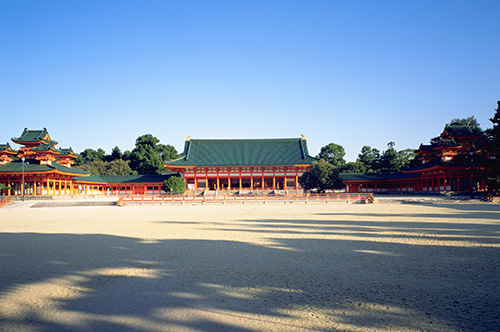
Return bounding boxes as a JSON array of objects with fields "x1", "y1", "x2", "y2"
[{"x1": 1, "y1": 0, "x2": 499, "y2": 161}]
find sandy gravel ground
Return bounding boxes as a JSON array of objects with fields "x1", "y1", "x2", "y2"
[{"x1": 0, "y1": 201, "x2": 499, "y2": 332}]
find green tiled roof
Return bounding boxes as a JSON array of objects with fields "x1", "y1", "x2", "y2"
[
  {"x1": 72, "y1": 174, "x2": 175, "y2": 184},
  {"x1": 32, "y1": 142, "x2": 58, "y2": 152},
  {"x1": 340, "y1": 172, "x2": 420, "y2": 182},
  {"x1": 0, "y1": 161, "x2": 89, "y2": 175},
  {"x1": 57, "y1": 148, "x2": 76, "y2": 156},
  {"x1": 444, "y1": 125, "x2": 481, "y2": 138},
  {"x1": 0, "y1": 143, "x2": 16, "y2": 153},
  {"x1": 166, "y1": 138, "x2": 318, "y2": 167},
  {"x1": 12, "y1": 128, "x2": 57, "y2": 145}
]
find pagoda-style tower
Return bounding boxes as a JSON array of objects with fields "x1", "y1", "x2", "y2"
[
  {"x1": 11, "y1": 128, "x2": 75, "y2": 166},
  {"x1": 0, "y1": 143, "x2": 16, "y2": 165},
  {"x1": 56, "y1": 148, "x2": 77, "y2": 167}
]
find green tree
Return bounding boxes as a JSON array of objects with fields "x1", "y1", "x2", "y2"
[
  {"x1": 341, "y1": 160, "x2": 366, "y2": 173},
  {"x1": 122, "y1": 150, "x2": 132, "y2": 161},
  {"x1": 157, "y1": 143, "x2": 179, "y2": 162},
  {"x1": 447, "y1": 116, "x2": 482, "y2": 132},
  {"x1": 130, "y1": 134, "x2": 165, "y2": 175},
  {"x1": 380, "y1": 142, "x2": 402, "y2": 173},
  {"x1": 0, "y1": 183, "x2": 11, "y2": 191},
  {"x1": 162, "y1": 176, "x2": 186, "y2": 194},
  {"x1": 108, "y1": 146, "x2": 123, "y2": 162},
  {"x1": 485, "y1": 101, "x2": 500, "y2": 190},
  {"x1": 299, "y1": 160, "x2": 344, "y2": 192},
  {"x1": 76, "y1": 159, "x2": 108, "y2": 175},
  {"x1": 318, "y1": 143, "x2": 346, "y2": 166},
  {"x1": 358, "y1": 146, "x2": 381, "y2": 172},
  {"x1": 298, "y1": 171, "x2": 319, "y2": 191},
  {"x1": 79, "y1": 148, "x2": 106, "y2": 164},
  {"x1": 107, "y1": 159, "x2": 137, "y2": 176},
  {"x1": 398, "y1": 148, "x2": 417, "y2": 169}
]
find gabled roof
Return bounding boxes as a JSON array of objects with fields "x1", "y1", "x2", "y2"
[
  {"x1": 340, "y1": 172, "x2": 420, "y2": 182},
  {"x1": 57, "y1": 148, "x2": 76, "y2": 157},
  {"x1": 443, "y1": 125, "x2": 481, "y2": 138},
  {"x1": 165, "y1": 137, "x2": 318, "y2": 167},
  {"x1": 31, "y1": 142, "x2": 58, "y2": 153},
  {"x1": 0, "y1": 160, "x2": 89, "y2": 175},
  {"x1": 11, "y1": 128, "x2": 58, "y2": 145},
  {"x1": 0, "y1": 143, "x2": 16, "y2": 154}
]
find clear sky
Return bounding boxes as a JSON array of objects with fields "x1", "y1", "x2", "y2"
[{"x1": 1, "y1": 0, "x2": 499, "y2": 161}]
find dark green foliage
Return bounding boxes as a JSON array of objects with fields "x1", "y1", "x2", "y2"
[
  {"x1": 130, "y1": 134, "x2": 165, "y2": 175},
  {"x1": 122, "y1": 150, "x2": 132, "y2": 161},
  {"x1": 0, "y1": 183, "x2": 11, "y2": 190},
  {"x1": 157, "y1": 143, "x2": 179, "y2": 162},
  {"x1": 317, "y1": 143, "x2": 346, "y2": 166},
  {"x1": 357, "y1": 146, "x2": 381, "y2": 172},
  {"x1": 341, "y1": 160, "x2": 366, "y2": 173},
  {"x1": 398, "y1": 148, "x2": 418, "y2": 169},
  {"x1": 298, "y1": 171, "x2": 318, "y2": 191},
  {"x1": 80, "y1": 148, "x2": 106, "y2": 164},
  {"x1": 162, "y1": 176, "x2": 186, "y2": 194},
  {"x1": 107, "y1": 159, "x2": 137, "y2": 176},
  {"x1": 75, "y1": 159, "x2": 137, "y2": 176},
  {"x1": 108, "y1": 146, "x2": 122, "y2": 162},
  {"x1": 380, "y1": 142, "x2": 402, "y2": 173},
  {"x1": 447, "y1": 116, "x2": 482, "y2": 132},
  {"x1": 485, "y1": 101, "x2": 500, "y2": 191},
  {"x1": 299, "y1": 160, "x2": 344, "y2": 192}
]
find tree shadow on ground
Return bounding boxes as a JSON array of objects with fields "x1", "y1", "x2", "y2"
[{"x1": 1, "y1": 217, "x2": 499, "y2": 331}]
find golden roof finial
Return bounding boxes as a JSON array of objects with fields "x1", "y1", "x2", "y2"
[
  {"x1": 301, "y1": 134, "x2": 306, "y2": 140},
  {"x1": 186, "y1": 136, "x2": 191, "y2": 141}
]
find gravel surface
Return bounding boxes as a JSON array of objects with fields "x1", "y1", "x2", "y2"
[{"x1": 0, "y1": 202, "x2": 499, "y2": 331}]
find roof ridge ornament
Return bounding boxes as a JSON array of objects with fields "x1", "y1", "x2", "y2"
[
  {"x1": 186, "y1": 136, "x2": 191, "y2": 141},
  {"x1": 301, "y1": 134, "x2": 305, "y2": 140}
]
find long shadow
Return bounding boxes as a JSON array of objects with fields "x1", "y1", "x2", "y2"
[
  {"x1": 203, "y1": 218, "x2": 500, "y2": 246},
  {"x1": 318, "y1": 202, "x2": 500, "y2": 220},
  {"x1": 1, "y1": 229, "x2": 499, "y2": 331}
]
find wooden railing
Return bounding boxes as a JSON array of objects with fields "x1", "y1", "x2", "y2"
[
  {"x1": 119, "y1": 193, "x2": 374, "y2": 205},
  {"x1": 0, "y1": 196, "x2": 11, "y2": 208}
]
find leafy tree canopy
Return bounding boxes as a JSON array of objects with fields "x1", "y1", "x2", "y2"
[
  {"x1": 162, "y1": 176, "x2": 186, "y2": 194},
  {"x1": 380, "y1": 141, "x2": 402, "y2": 173},
  {"x1": 0, "y1": 183, "x2": 11, "y2": 190},
  {"x1": 357, "y1": 146, "x2": 381, "y2": 173},
  {"x1": 341, "y1": 160, "x2": 366, "y2": 173},
  {"x1": 108, "y1": 146, "x2": 122, "y2": 162},
  {"x1": 299, "y1": 160, "x2": 344, "y2": 192},
  {"x1": 447, "y1": 116, "x2": 482, "y2": 132},
  {"x1": 317, "y1": 143, "x2": 346, "y2": 166},
  {"x1": 157, "y1": 143, "x2": 179, "y2": 163},
  {"x1": 485, "y1": 101, "x2": 500, "y2": 191},
  {"x1": 76, "y1": 148, "x2": 106, "y2": 165},
  {"x1": 130, "y1": 134, "x2": 165, "y2": 175},
  {"x1": 75, "y1": 159, "x2": 137, "y2": 176}
]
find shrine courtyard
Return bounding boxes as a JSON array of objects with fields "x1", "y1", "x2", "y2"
[{"x1": 0, "y1": 202, "x2": 499, "y2": 332}]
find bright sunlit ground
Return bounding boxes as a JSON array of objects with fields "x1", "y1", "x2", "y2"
[{"x1": 1, "y1": 201, "x2": 499, "y2": 332}]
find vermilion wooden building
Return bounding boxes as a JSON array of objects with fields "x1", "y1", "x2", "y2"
[
  {"x1": 0, "y1": 128, "x2": 88, "y2": 196},
  {"x1": 0, "y1": 128, "x2": 174, "y2": 197},
  {"x1": 163, "y1": 137, "x2": 317, "y2": 191},
  {"x1": 341, "y1": 124, "x2": 488, "y2": 193}
]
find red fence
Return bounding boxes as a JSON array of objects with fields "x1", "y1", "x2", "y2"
[
  {"x1": 119, "y1": 193, "x2": 373, "y2": 205},
  {"x1": 0, "y1": 196, "x2": 11, "y2": 208}
]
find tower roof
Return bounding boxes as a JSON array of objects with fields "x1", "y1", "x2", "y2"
[{"x1": 11, "y1": 128, "x2": 58, "y2": 145}]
